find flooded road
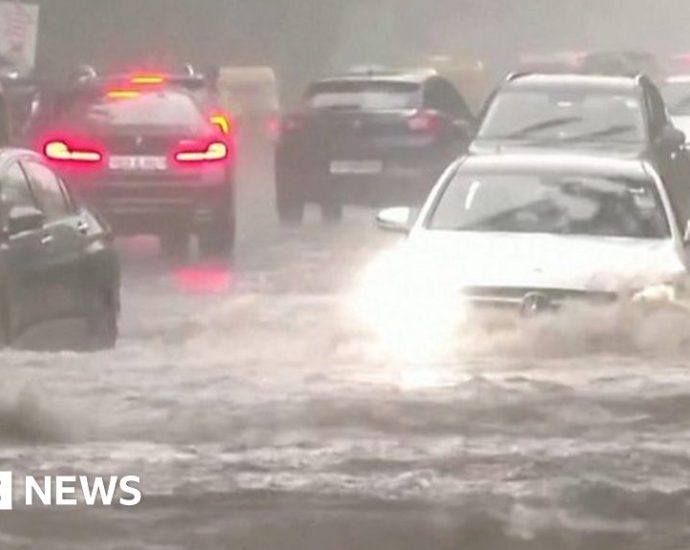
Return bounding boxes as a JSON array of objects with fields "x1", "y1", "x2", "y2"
[{"x1": 1, "y1": 164, "x2": 690, "y2": 549}]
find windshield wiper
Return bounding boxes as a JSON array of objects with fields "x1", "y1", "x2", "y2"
[
  {"x1": 501, "y1": 116, "x2": 582, "y2": 139},
  {"x1": 561, "y1": 124, "x2": 636, "y2": 143}
]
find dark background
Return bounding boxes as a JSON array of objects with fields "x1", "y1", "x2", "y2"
[{"x1": 29, "y1": 0, "x2": 690, "y2": 103}]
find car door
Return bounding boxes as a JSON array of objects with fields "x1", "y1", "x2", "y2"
[
  {"x1": 0, "y1": 159, "x2": 52, "y2": 335},
  {"x1": 21, "y1": 159, "x2": 89, "y2": 322}
]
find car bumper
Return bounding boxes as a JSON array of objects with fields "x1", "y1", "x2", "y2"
[
  {"x1": 284, "y1": 162, "x2": 446, "y2": 206},
  {"x1": 458, "y1": 287, "x2": 620, "y2": 316},
  {"x1": 277, "y1": 141, "x2": 456, "y2": 206},
  {"x1": 67, "y1": 177, "x2": 233, "y2": 235}
]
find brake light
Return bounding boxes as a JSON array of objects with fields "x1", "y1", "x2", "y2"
[
  {"x1": 408, "y1": 110, "x2": 441, "y2": 134},
  {"x1": 282, "y1": 114, "x2": 305, "y2": 132},
  {"x1": 44, "y1": 141, "x2": 102, "y2": 163},
  {"x1": 131, "y1": 74, "x2": 166, "y2": 85},
  {"x1": 210, "y1": 115, "x2": 231, "y2": 135},
  {"x1": 266, "y1": 115, "x2": 281, "y2": 141},
  {"x1": 106, "y1": 89, "x2": 141, "y2": 100},
  {"x1": 175, "y1": 141, "x2": 228, "y2": 163}
]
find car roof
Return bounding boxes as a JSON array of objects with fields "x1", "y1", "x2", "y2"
[
  {"x1": 458, "y1": 153, "x2": 650, "y2": 177},
  {"x1": 312, "y1": 69, "x2": 437, "y2": 87},
  {"x1": 0, "y1": 147, "x2": 41, "y2": 165},
  {"x1": 506, "y1": 73, "x2": 641, "y2": 92}
]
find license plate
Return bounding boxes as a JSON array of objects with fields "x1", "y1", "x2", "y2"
[
  {"x1": 109, "y1": 156, "x2": 168, "y2": 171},
  {"x1": 330, "y1": 160, "x2": 383, "y2": 175}
]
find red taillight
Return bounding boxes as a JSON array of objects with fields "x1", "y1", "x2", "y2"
[
  {"x1": 175, "y1": 141, "x2": 228, "y2": 163},
  {"x1": 44, "y1": 141, "x2": 102, "y2": 163},
  {"x1": 282, "y1": 114, "x2": 305, "y2": 132},
  {"x1": 266, "y1": 115, "x2": 281, "y2": 141},
  {"x1": 408, "y1": 110, "x2": 441, "y2": 135}
]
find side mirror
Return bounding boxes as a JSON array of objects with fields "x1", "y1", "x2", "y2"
[
  {"x1": 661, "y1": 126, "x2": 686, "y2": 149},
  {"x1": 376, "y1": 207, "x2": 416, "y2": 233},
  {"x1": 8, "y1": 205, "x2": 44, "y2": 234}
]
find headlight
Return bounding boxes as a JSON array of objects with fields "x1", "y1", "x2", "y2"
[{"x1": 351, "y1": 247, "x2": 464, "y2": 362}]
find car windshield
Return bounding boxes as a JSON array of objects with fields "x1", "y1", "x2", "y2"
[
  {"x1": 63, "y1": 90, "x2": 206, "y2": 130},
  {"x1": 306, "y1": 81, "x2": 421, "y2": 110},
  {"x1": 478, "y1": 88, "x2": 646, "y2": 143},
  {"x1": 663, "y1": 80, "x2": 690, "y2": 116},
  {"x1": 428, "y1": 171, "x2": 670, "y2": 239}
]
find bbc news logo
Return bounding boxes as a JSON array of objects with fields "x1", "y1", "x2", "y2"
[{"x1": 0, "y1": 472, "x2": 142, "y2": 510}]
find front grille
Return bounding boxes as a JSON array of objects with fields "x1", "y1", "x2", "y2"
[{"x1": 460, "y1": 287, "x2": 619, "y2": 307}]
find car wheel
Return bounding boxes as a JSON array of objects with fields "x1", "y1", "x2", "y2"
[
  {"x1": 320, "y1": 198, "x2": 343, "y2": 224},
  {"x1": 87, "y1": 289, "x2": 118, "y2": 351},
  {"x1": 277, "y1": 199, "x2": 305, "y2": 225},
  {"x1": 275, "y1": 171, "x2": 305, "y2": 226},
  {"x1": 198, "y1": 215, "x2": 236, "y2": 260},
  {"x1": 160, "y1": 230, "x2": 191, "y2": 260},
  {"x1": 0, "y1": 295, "x2": 10, "y2": 348}
]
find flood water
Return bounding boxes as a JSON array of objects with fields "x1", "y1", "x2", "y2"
[{"x1": 0, "y1": 158, "x2": 690, "y2": 549}]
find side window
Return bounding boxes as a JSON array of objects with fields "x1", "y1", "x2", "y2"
[
  {"x1": 424, "y1": 79, "x2": 473, "y2": 120},
  {"x1": 23, "y1": 161, "x2": 71, "y2": 220},
  {"x1": 2, "y1": 162, "x2": 36, "y2": 209}
]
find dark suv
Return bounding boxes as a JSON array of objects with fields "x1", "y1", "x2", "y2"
[
  {"x1": 24, "y1": 73, "x2": 235, "y2": 259},
  {"x1": 275, "y1": 70, "x2": 475, "y2": 223},
  {"x1": 473, "y1": 73, "x2": 689, "y2": 203}
]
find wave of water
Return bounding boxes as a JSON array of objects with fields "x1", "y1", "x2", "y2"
[{"x1": 1, "y1": 223, "x2": 690, "y2": 547}]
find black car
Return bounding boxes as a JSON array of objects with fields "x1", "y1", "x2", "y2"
[
  {"x1": 275, "y1": 70, "x2": 475, "y2": 223},
  {"x1": 472, "y1": 73, "x2": 690, "y2": 207},
  {"x1": 24, "y1": 72, "x2": 235, "y2": 259},
  {"x1": 0, "y1": 148, "x2": 120, "y2": 349}
]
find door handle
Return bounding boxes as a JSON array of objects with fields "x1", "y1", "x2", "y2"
[
  {"x1": 40, "y1": 233, "x2": 54, "y2": 246},
  {"x1": 76, "y1": 220, "x2": 89, "y2": 235}
]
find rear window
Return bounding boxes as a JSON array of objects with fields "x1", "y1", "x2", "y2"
[
  {"x1": 62, "y1": 90, "x2": 206, "y2": 129},
  {"x1": 306, "y1": 81, "x2": 421, "y2": 110}
]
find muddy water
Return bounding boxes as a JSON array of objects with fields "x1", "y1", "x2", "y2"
[{"x1": 0, "y1": 160, "x2": 689, "y2": 549}]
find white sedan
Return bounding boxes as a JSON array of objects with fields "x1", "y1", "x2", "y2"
[{"x1": 368, "y1": 154, "x2": 690, "y2": 318}]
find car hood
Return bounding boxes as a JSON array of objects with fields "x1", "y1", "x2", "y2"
[
  {"x1": 469, "y1": 139, "x2": 646, "y2": 159},
  {"x1": 399, "y1": 231, "x2": 686, "y2": 294}
]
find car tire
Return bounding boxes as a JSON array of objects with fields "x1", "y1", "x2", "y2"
[
  {"x1": 198, "y1": 215, "x2": 236, "y2": 260},
  {"x1": 87, "y1": 289, "x2": 118, "y2": 351},
  {"x1": 160, "y1": 230, "x2": 191, "y2": 260},
  {"x1": 0, "y1": 295, "x2": 10, "y2": 348},
  {"x1": 320, "y1": 198, "x2": 343, "y2": 224},
  {"x1": 277, "y1": 199, "x2": 305, "y2": 225},
  {"x1": 275, "y1": 170, "x2": 305, "y2": 226}
]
